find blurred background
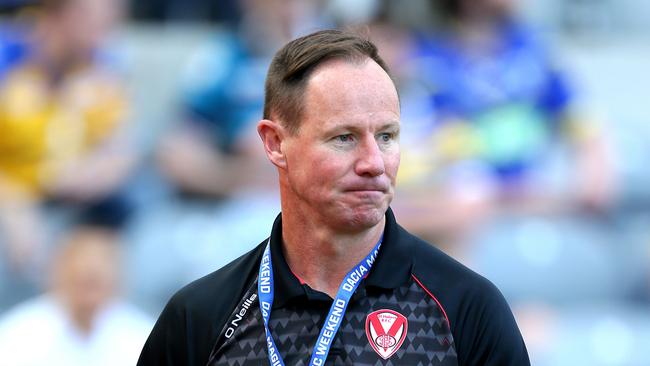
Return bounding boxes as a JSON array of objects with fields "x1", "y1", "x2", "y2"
[{"x1": 0, "y1": 0, "x2": 649, "y2": 364}]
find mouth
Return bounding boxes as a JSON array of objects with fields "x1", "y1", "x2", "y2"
[
  {"x1": 342, "y1": 189, "x2": 389, "y2": 206},
  {"x1": 346, "y1": 184, "x2": 386, "y2": 191},
  {"x1": 344, "y1": 186, "x2": 389, "y2": 195},
  {"x1": 344, "y1": 181, "x2": 390, "y2": 193},
  {"x1": 342, "y1": 179, "x2": 392, "y2": 196},
  {"x1": 346, "y1": 189, "x2": 385, "y2": 193}
]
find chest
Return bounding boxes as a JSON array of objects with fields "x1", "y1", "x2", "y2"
[{"x1": 209, "y1": 282, "x2": 458, "y2": 365}]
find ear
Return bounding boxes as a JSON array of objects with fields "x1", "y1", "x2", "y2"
[{"x1": 257, "y1": 119, "x2": 288, "y2": 169}]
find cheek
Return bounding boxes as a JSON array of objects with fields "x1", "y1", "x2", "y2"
[
  {"x1": 307, "y1": 156, "x2": 344, "y2": 185},
  {"x1": 303, "y1": 156, "x2": 351, "y2": 198},
  {"x1": 290, "y1": 150, "x2": 336, "y2": 187},
  {"x1": 386, "y1": 150, "x2": 401, "y2": 182}
]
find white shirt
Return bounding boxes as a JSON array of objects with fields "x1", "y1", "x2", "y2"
[{"x1": 0, "y1": 295, "x2": 153, "y2": 366}]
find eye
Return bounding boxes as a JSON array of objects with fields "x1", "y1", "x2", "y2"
[
  {"x1": 378, "y1": 133, "x2": 393, "y2": 142},
  {"x1": 335, "y1": 134, "x2": 354, "y2": 143}
]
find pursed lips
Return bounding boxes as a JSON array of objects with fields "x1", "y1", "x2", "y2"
[{"x1": 343, "y1": 183, "x2": 390, "y2": 193}]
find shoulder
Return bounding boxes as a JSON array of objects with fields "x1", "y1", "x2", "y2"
[
  {"x1": 0, "y1": 295, "x2": 61, "y2": 331},
  {"x1": 400, "y1": 226, "x2": 495, "y2": 302},
  {"x1": 102, "y1": 301, "x2": 154, "y2": 332},
  {"x1": 138, "y1": 241, "x2": 266, "y2": 366},
  {"x1": 163, "y1": 239, "x2": 265, "y2": 329},
  {"x1": 173, "y1": 240, "x2": 264, "y2": 308},
  {"x1": 0, "y1": 295, "x2": 62, "y2": 362},
  {"x1": 409, "y1": 233, "x2": 513, "y2": 331},
  {"x1": 400, "y1": 227, "x2": 530, "y2": 365}
]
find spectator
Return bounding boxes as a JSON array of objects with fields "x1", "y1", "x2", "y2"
[
  {"x1": 0, "y1": 0, "x2": 135, "y2": 281},
  {"x1": 125, "y1": 0, "x2": 332, "y2": 310},
  {"x1": 0, "y1": 224, "x2": 153, "y2": 366},
  {"x1": 392, "y1": 0, "x2": 616, "y2": 253},
  {"x1": 157, "y1": 0, "x2": 329, "y2": 198}
]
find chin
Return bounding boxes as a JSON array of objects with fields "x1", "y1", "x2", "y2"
[{"x1": 337, "y1": 205, "x2": 387, "y2": 232}]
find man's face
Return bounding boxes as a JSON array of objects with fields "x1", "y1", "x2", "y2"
[
  {"x1": 281, "y1": 58, "x2": 400, "y2": 232},
  {"x1": 52, "y1": 228, "x2": 120, "y2": 319}
]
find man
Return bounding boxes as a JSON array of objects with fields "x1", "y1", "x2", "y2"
[
  {"x1": 138, "y1": 30, "x2": 529, "y2": 365},
  {"x1": 0, "y1": 224, "x2": 153, "y2": 365}
]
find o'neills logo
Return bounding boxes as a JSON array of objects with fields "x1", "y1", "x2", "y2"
[
  {"x1": 365, "y1": 309, "x2": 408, "y2": 360},
  {"x1": 225, "y1": 293, "x2": 257, "y2": 338}
]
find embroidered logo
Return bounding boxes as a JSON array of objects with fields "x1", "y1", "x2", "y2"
[{"x1": 365, "y1": 309, "x2": 408, "y2": 360}]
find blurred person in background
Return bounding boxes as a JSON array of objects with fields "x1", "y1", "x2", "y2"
[
  {"x1": 130, "y1": 0, "x2": 333, "y2": 307},
  {"x1": 391, "y1": 0, "x2": 616, "y2": 255},
  {"x1": 0, "y1": 0, "x2": 136, "y2": 302},
  {"x1": 380, "y1": 1, "x2": 631, "y2": 363},
  {"x1": 157, "y1": 0, "x2": 329, "y2": 198},
  {"x1": 0, "y1": 223, "x2": 153, "y2": 366}
]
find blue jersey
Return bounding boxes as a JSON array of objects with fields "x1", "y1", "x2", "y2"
[
  {"x1": 410, "y1": 22, "x2": 572, "y2": 179},
  {"x1": 180, "y1": 30, "x2": 268, "y2": 153}
]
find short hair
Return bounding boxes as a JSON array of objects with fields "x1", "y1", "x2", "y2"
[{"x1": 263, "y1": 29, "x2": 392, "y2": 134}]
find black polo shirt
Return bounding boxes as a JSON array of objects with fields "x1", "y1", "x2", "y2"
[{"x1": 138, "y1": 209, "x2": 529, "y2": 365}]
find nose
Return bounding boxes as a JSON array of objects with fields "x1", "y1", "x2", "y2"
[{"x1": 354, "y1": 136, "x2": 385, "y2": 177}]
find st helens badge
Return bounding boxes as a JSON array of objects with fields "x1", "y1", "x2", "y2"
[{"x1": 365, "y1": 309, "x2": 408, "y2": 360}]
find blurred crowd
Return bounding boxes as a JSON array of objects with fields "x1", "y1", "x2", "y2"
[{"x1": 1, "y1": 0, "x2": 649, "y2": 365}]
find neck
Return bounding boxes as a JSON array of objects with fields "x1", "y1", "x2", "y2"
[
  {"x1": 71, "y1": 308, "x2": 95, "y2": 336},
  {"x1": 56, "y1": 294, "x2": 97, "y2": 337},
  {"x1": 280, "y1": 205, "x2": 384, "y2": 298}
]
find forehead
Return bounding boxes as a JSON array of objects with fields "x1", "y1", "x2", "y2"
[{"x1": 301, "y1": 58, "x2": 400, "y2": 130}]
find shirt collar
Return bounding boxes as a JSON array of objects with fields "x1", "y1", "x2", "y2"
[
  {"x1": 268, "y1": 214, "x2": 307, "y2": 309},
  {"x1": 267, "y1": 207, "x2": 414, "y2": 309},
  {"x1": 364, "y1": 208, "x2": 414, "y2": 290}
]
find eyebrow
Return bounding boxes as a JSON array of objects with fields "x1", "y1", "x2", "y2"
[
  {"x1": 323, "y1": 120, "x2": 400, "y2": 135},
  {"x1": 377, "y1": 121, "x2": 401, "y2": 131}
]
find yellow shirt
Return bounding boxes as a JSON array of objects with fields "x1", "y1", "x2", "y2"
[{"x1": 0, "y1": 62, "x2": 126, "y2": 198}]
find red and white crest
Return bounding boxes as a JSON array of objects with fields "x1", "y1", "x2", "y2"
[{"x1": 365, "y1": 309, "x2": 408, "y2": 360}]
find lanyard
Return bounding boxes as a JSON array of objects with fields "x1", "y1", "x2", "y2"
[{"x1": 258, "y1": 237, "x2": 382, "y2": 366}]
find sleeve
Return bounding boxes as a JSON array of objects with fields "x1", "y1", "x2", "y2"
[
  {"x1": 453, "y1": 279, "x2": 530, "y2": 366},
  {"x1": 137, "y1": 295, "x2": 189, "y2": 366}
]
